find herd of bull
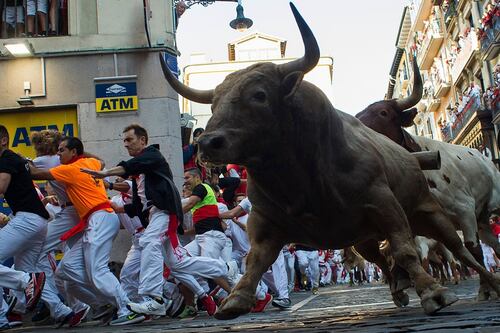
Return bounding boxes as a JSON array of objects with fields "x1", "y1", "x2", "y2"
[{"x1": 160, "y1": 3, "x2": 500, "y2": 320}]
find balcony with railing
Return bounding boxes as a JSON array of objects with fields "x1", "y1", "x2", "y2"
[
  {"x1": 450, "y1": 94, "x2": 481, "y2": 140},
  {"x1": 431, "y1": 61, "x2": 451, "y2": 98},
  {"x1": 450, "y1": 30, "x2": 479, "y2": 83},
  {"x1": 440, "y1": 123, "x2": 454, "y2": 142},
  {"x1": 443, "y1": 0, "x2": 457, "y2": 27},
  {"x1": 417, "y1": 14, "x2": 445, "y2": 69},
  {"x1": 477, "y1": 4, "x2": 499, "y2": 61},
  {"x1": 0, "y1": 0, "x2": 68, "y2": 38},
  {"x1": 485, "y1": 86, "x2": 500, "y2": 119},
  {"x1": 422, "y1": 84, "x2": 441, "y2": 113},
  {"x1": 0, "y1": 1, "x2": 176, "y2": 58}
]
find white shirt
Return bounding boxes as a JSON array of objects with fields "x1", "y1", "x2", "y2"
[
  {"x1": 45, "y1": 202, "x2": 61, "y2": 221},
  {"x1": 218, "y1": 202, "x2": 232, "y2": 237},
  {"x1": 33, "y1": 155, "x2": 70, "y2": 205},
  {"x1": 230, "y1": 214, "x2": 250, "y2": 254},
  {"x1": 136, "y1": 174, "x2": 148, "y2": 210},
  {"x1": 110, "y1": 194, "x2": 143, "y2": 235},
  {"x1": 238, "y1": 197, "x2": 252, "y2": 214}
]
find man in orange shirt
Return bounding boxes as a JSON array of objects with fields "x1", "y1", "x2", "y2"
[{"x1": 30, "y1": 136, "x2": 141, "y2": 326}]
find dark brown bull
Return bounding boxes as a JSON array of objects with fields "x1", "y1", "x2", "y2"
[
  {"x1": 160, "y1": 3, "x2": 500, "y2": 319},
  {"x1": 356, "y1": 59, "x2": 500, "y2": 300}
]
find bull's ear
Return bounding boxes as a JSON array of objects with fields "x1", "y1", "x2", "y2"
[
  {"x1": 401, "y1": 107, "x2": 418, "y2": 127},
  {"x1": 281, "y1": 71, "x2": 304, "y2": 103}
]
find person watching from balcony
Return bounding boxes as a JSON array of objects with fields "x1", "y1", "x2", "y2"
[
  {"x1": 1, "y1": 0, "x2": 25, "y2": 38},
  {"x1": 26, "y1": 0, "x2": 48, "y2": 36},
  {"x1": 479, "y1": 143, "x2": 493, "y2": 161},
  {"x1": 47, "y1": 0, "x2": 58, "y2": 35},
  {"x1": 470, "y1": 82, "x2": 482, "y2": 109}
]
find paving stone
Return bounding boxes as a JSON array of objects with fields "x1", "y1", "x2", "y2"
[{"x1": 15, "y1": 277, "x2": 500, "y2": 332}]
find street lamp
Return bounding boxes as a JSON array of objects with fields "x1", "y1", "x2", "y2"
[
  {"x1": 174, "y1": 0, "x2": 238, "y2": 10},
  {"x1": 3, "y1": 40, "x2": 34, "y2": 57},
  {"x1": 230, "y1": 0, "x2": 253, "y2": 32}
]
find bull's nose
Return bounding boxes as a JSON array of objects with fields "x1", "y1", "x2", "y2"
[{"x1": 198, "y1": 135, "x2": 227, "y2": 151}]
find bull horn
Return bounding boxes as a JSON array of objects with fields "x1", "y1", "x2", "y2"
[
  {"x1": 159, "y1": 53, "x2": 214, "y2": 104},
  {"x1": 395, "y1": 55, "x2": 423, "y2": 110},
  {"x1": 278, "y1": 3, "x2": 320, "y2": 76}
]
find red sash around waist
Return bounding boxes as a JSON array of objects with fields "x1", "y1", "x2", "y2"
[
  {"x1": 60, "y1": 202, "x2": 112, "y2": 241},
  {"x1": 192, "y1": 204, "x2": 219, "y2": 224}
]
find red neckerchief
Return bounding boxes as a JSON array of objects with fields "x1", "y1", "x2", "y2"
[{"x1": 68, "y1": 155, "x2": 84, "y2": 164}]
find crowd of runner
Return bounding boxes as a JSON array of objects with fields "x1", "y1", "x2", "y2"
[{"x1": 0, "y1": 124, "x2": 392, "y2": 330}]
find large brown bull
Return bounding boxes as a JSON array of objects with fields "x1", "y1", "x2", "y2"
[
  {"x1": 160, "y1": 3, "x2": 500, "y2": 319},
  {"x1": 356, "y1": 59, "x2": 500, "y2": 300}
]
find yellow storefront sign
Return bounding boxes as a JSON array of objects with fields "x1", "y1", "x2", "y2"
[
  {"x1": 96, "y1": 96, "x2": 138, "y2": 113},
  {"x1": 0, "y1": 108, "x2": 78, "y2": 160}
]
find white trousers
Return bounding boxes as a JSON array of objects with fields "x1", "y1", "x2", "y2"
[
  {"x1": 38, "y1": 206, "x2": 80, "y2": 320},
  {"x1": 215, "y1": 273, "x2": 267, "y2": 301},
  {"x1": 139, "y1": 209, "x2": 172, "y2": 298},
  {"x1": 42, "y1": 206, "x2": 80, "y2": 252},
  {"x1": 120, "y1": 233, "x2": 143, "y2": 302},
  {"x1": 56, "y1": 210, "x2": 130, "y2": 316},
  {"x1": 261, "y1": 250, "x2": 289, "y2": 299},
  {"x1": 0, "y1": 211, "x2": 47, "y2": 312},
  {"x1": 296, "y1": 250, "x2": 320, "y2": 288},
  {"x1": 169, "y1": 256, "x2": 228, "y2": 297},
  {"x1": 320, "y1": 264, "x2": 332, "y2": 285},
  {"x1": 185, "y1": 230, "x2": 230, "y2": 261},
  {"x1": 0, "y1": 297, "x2": 8, "y2": 325},
  {"x1": 155, "y1": 210, "x2": 228, "y2": 298},
  {"x1": 283, "y1": 250, "x2": 295, "y2": 291}
]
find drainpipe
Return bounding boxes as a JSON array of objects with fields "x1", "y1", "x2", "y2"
[{"x1": 29, "y1": 57, "x2": 46, "y2": 98}]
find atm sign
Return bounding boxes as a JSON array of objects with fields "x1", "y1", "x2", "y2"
[{"x1": 95, "y1": 82, "x2": 138, "y2": 113}]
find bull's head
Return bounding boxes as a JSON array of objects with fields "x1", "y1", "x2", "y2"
[
  {"x1": 355, "y1": 58, "x2": 423, "y2": 144},
  {"x1": 160, "y1": 3, "x2": 320, "y2": 167}
]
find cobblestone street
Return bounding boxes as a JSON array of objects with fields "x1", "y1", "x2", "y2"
[{"x1": 12, "y1": 277, "x2": 500, "y2": 332}]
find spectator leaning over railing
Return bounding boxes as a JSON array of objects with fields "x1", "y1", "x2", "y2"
[{"x1": 1, "y1": 0, "x2": 25, "y2": 38}]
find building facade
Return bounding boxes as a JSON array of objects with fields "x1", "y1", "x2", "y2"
[
  {"x1": 179, "y1": 32, "x2": 334, "y2": 130},
  {"x1": 0, "y1": 0, "x2": 183, "y2": 183},
  {"x1": 0, "y1": 0, "x2": 184, "y2": 260},
  {"x1": 387, "y1": 0, "x2": 499, "y2": 164}
]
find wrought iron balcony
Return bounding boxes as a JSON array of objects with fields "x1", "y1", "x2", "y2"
[
  {"x1": 444, "y1": 0, "x2": 457, "y2": 27},
  {"x1": 0, "y1": 0, "x2": 68, "y2": 39},
  {"x1": 440, "y1": 124, "x2": 454, "y2": 142},
  {"x1": 451, "y1": 95, "x2": 481, "y2": 140},
  {"x1": 450, "y1": 30, "x2": 479, "y2": 83},
  {"x1": 434, "y1": 73, "x2": 452, "y2": 98},
  {"x1": 479, "y1": 16, "x2": 500, "y2": 61}
]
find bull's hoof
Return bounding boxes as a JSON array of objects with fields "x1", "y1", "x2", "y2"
[
  {"x1": 214, "y1": 292, "x2": 254, "y2": 320},
  {"x1": 421, "y1": 287, "x2": 458, "y2": 315},
  {"x1": 392, "y1": 290, "x2": 410, "y2": 307},
  {"x1": 490, "y1": 290, "x2": 499, "y2": 300},
  {"x1": 477, "y1": 289, "x2": 489, "y2": 301},
  {"x1": 477, "y1": 284, "x2": 492, "y2": 301}
]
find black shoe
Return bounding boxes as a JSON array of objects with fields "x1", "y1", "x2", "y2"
[{"x1": 31, "y1": 301, "x2": 52, "y2": 325}]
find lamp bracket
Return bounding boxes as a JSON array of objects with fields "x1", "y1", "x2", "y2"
[{"x1": 174, "y1": 0, "x2": 236, "y2": 9}]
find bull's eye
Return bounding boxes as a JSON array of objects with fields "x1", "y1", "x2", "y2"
[
  {"x1": 380, "y1": 110, "x2": 388, "y2": 117},
  {"x1": 253, "y1": 91, "x2": 267, "y2": 103}
]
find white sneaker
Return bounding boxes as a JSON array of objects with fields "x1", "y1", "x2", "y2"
[{"x1": 127, "y1": 296, "x2": 166, "y2": 316}]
